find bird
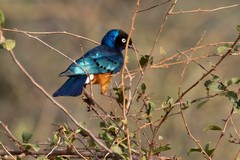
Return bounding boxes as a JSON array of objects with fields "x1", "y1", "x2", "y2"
[{"x1": 52, "y1": 29, "x2": 134, "y2": 97}]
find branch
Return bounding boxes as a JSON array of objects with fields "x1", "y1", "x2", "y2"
[
  {"x1": 0, "y1": 149, "x2": 118, "y2": 159},
  {"x1": 121, "y1": 0, "x2": 140, "y2": 159}
]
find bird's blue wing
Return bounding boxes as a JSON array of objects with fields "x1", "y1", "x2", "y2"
[{"x1": 60, "y1": 45, "x2": 123, "y2": 76}]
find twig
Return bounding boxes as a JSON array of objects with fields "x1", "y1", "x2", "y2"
[
  {"x1": 0, "y1": 122, "x2": 23, "y2": 150},
  {"x1": 136, "y1": 0, "x2": 171, "y2": 13},
  {"x1": 210, "y1": 108, "x2": 234, "y2": 157},
  {"x1": 44, "y1": 136, "x2": 62, "y2": 159},
  {"x1": 2, "y1": 28, "x2": 99, "y2": 45},
  {"x1": 72, "y1": 146, "x2": 88, "y2": 160},
  {"x1": 179, "y1": 100, "x2": 211, "y2": 159},
  {"x1": 170, "y1": 3, "x2": 240, "y2": 15},
  {"x1": 0, "y1": 142, "x2": 16, "y2": 160}
]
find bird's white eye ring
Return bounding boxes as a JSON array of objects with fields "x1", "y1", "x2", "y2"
[{"x1": 122, "y1": 38, "x2": 126, "y2": 43}]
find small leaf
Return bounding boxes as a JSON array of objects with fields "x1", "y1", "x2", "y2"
[
  {"x1": 113, "y1": 87, "x2": 129, "y2": 105},
  {"x1": 111, "y1": 145, "x2": 123, "y2": 154},
  {"x1": 0, "y1": 10, "x2": 5, "y2": 27},
  {"x1": 50, "y1": 133, "x2": 59, "y2": 146},
  {"x1": 159, "y1": 46, "x2": 166, "y2": 55},
  {"x1": 237, "y1": 25, "x2": 240, "y2": 33},
  {"x1": 36, "y1": 156, "x2": 49, "y2": 160},
  {"x1": 141, "y1": 83, "x2": 146, "y2": 93},
  {"x1": 22, "y1": 131, "x2": 33, "y2": 143},
  {"x1": 100, "y1": 121, "x2": 107, "y2": 128},
  {"x1": 204, "y1": 143, "x2": 215, "y2": 157},
  {"x1": 204, "y1": 125, "x2": 222, "y2": 131},
  {"x1": 204, "y1": 80, "x2": 224, "y2": 92},
  {"x1": 216, "y1": 45, "x2": 231, "y2": 56},
  {"x1": 99, "y1": 132, "x2": 113, "y2": 143},
  {"x1": 196, "y1": 100, "x2": 209, "y2": 109},
  {"x1": 55, "y1": 156, "x2": 68, "y2": 160},
  {"x1": 141, "y1": 156, "x2": 147, "y2": 160},
  {"x1": 153, "y1": 144, "x2": 171, "y2": 154},
  {"x1": 225, "y1": 91, "x2": 238, "y2": 103},
  {"x1": 226, "y1": 77, "x2": 240, "y2": 86},
  {"x1": 146, "y1": 101, "x2": 155, "y2": 116},
  {"x1": 162, "y1": 96, "x2": 174, "y2": 112},
  {"x1": 2, "y1": 39, "x2": 16, "y2": 51},
  {"x1": 88, "y1": 138, "x2": 97, "y2": 148},
  {"x1": 234, "y1": 100, "x2": 240, "y2": 113},
  {"x1": 23, "y1": 143, "x2": 40, "y2": 152},
  {"x1": 187, "y1": 147, "x2": 201, "y2": 155}
]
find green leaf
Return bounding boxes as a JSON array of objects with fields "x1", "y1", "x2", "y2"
[
  {"x1": 162, "y1": 96, "x2": 174, "y2": 112},
  {"x1": 2, "y1": 39, "x2": 16, "y2": 51},
  {"x1": 50, "y1": 133, "x2": 59, "y2": 146},
  {"x1": 99, "y1": 132, "x2": 113, "y2": 143},
  {"x1": 159, "y1": 46, "x2": 166, "y2": 55},
  {"x1": 216, "y1": 45, "x2": 231, "y2": 56},
  {"x1": 237, "y1": 25, "x2": 240, "y2": 33},
  {"x1": 113, "y1": 87, "x2": 129, "y2": 105},
  {"x1": 141, "y1": 156, "x2": 147, "y2": 160},
  {"x1": 0, "y1": 10, "x2": 5, "y2": 27},
  {"x1": 22, "y1": 131, "x2": 33, "y2": 143},
  {"x1": 153, "y1": 144, "x2": 171, "y2": 154},
  {"x1": 55, "y1": 156, "x2": 68, "y2": 160},
  {"x1": 225, "y1": 91, "x2": 238, "y2": 103},
  {"x1": 234, "y1": 100, "x2": 240, "y2": 113},
  {"x1": 225, "y1": 77, "x2": 240, "y2": 86},
  {"x1": 23, "y1": 143, "x2": 40, "y2": 152},
  {"x1": 182, "y1": 99, "x2": 191, "y2": 110},
  {"x1": 111, "y1": 145, "x2": 123, "y2": 154},
  {"x1": 146, "y1": 101, "x2": 155, "y2": 116},
  {"x1": 141, "y1": 83, "x2": 146, "y2": 93},
  {"x1": 196, "y1": 100, "x2": 209, "y2": 109},
  {"x1": 204, "y1": 125, "x2": 222, "y2": 131},
  {"x1": 187, "y1": 147, "x2": 201, "y2": 155},
  {"x1": 139, "y1": 55, "x2": 153, "y2": 68},
  {"x1": 100, "y1": 121, "x2": 107, "y2": 128},
  {"x1": 204, "y1": 143, "x2": 215, "y2": 157},
  {"x1": 36, "y1": 156, "x2": 49, "y2": 160},
  {"x1": 87, "y1": 138, "x2": 97, "y2": 148},
  {"x1": 204, "y1": 80, "x2": 224, "y2": 92}
]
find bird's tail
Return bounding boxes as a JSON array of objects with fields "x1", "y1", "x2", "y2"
[{"x1": 52, "y1": 76, "x2": 87, "y2": 97}]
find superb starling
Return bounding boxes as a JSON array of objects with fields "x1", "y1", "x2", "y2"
[{"x1": 53, "y1": 29, "x2": 134, "y2": 97}]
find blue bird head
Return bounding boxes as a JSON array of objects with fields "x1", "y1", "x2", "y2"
[{"x1": 101, "y1": 29, "x2": 133, "y2": 52}]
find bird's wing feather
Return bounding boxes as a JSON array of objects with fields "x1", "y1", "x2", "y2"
[{"x1": 60, "y1": 46, "x2": 123, "y2": 76}]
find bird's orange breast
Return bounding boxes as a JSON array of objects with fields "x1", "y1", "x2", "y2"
[{"x1": 90, "y1": 72, "x2": 112, "y2": 94}]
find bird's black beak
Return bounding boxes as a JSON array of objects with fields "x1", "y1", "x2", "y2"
[{"x1": 128, "y1": 43, "x2": 138, "y2": 53}]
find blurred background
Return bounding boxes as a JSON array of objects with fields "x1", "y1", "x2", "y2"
[{"x1": 1, "y1": 0, "x2": 240, "y2": 159}]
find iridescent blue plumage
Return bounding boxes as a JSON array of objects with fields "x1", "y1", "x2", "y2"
[{"x1": 53, "y1": 29, "x2": 133, "y2": 97}]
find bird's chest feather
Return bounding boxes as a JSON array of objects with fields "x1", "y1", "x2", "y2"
[{"x1": 85, "y1": 73, "x2": 113, "y2": 95}]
